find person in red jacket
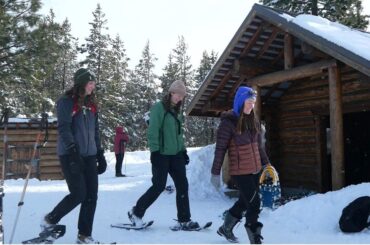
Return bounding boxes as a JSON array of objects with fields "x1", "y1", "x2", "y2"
[{"x1": 114, "y1": 126, "x2": 129, "y2": 177}]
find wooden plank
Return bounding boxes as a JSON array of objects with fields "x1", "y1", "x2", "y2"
[
  {"x1": 39, "y1": 154, "x2": 59, "y2": 161},
  {"x1": 279, "y1": 117, "x2": 315, "y2": 128},
  {"x1": 0, "y1": 129, "x2": 58, "y2": 135},
  {"x1": 281, "y1": 155, "x2": 317, "y2": 165},
  {"x1": 0, "y1": 134, "x2": 57, "y2": 142},
  {"x1": 280, "y1": 136, "x2": 316, "y2": 145},
  {"x1": 279, "y1": 110, "x2": 314, "y2": 120},
  {"x1": 280, "y1": 128, "x2": 316, "y2": 138},
  {"x1": 40, "y1": 160, "x2": 60, "y2": 166},
  {"x1": 280, "y1": 145, "x2": 317, "y2": 155},
  {"x1": 40, "y1": 167, "x2": 62, "y2": 173},
  {"x1": 0, "y1": 142, "x2": 57, "y2": 148}
]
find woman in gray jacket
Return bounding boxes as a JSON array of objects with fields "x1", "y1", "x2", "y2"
[{"x1": 41, "y1": 68, "x2": 107, "y2": 244}]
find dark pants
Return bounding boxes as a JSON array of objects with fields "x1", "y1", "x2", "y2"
[
  {"x1": 134, "y1": 152, "x2": 190, "y2": 222},
  {"x1": 229, "y1": 174, "x2": 260, "y2": 225},
  {"x1": 48, "y1": 155, "x2": 98, "y2": 236},
  {"x1": 115, "y1": 153, "x2": 124, "y2": 174}
]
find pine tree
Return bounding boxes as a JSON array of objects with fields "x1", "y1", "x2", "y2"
[
  {"x1": 100, "y1": 34, "x2": 130, "y2": 149},
  {"x1": 126, "y1": 41, "x2": 159, "y2": 149},
  {"x1": 169, "y1": 36, "x2": 198, "y2": 145},
  {"x1": 173, "y1": 36, "x2": 193, "y2": 83},
  {"x1": 56, "y1": 19, "x2": 80, "y2": 95},
  {"x1": 84, "y1": 4, "x2": 110, "y2": 85},
  {"x1": 160, "y1": 52, "x2": 179, "y2": 94},
  {"x1": 22, "y1": 10, "x2": 75, "y2": 116},
  {"x1": 190, "y1": 50, "x2": 218, "y2": 146},
  {"x1": 260, "y1": 0, "x2": 369, "y2": 30},
  {"x1": 0, "y1": 0, "x2": 42, "y2": 112}
]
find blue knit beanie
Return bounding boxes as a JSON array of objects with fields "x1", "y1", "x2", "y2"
[{"x1": 232, "y1": 86, "x2": 257, "y2": 116}]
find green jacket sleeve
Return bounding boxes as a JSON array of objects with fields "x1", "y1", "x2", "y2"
[{"x1": 147, "y1": 103, "x2": 162, "y2": 152}]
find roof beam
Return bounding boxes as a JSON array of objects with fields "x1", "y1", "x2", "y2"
[
  {"x1": 240, "y1": 23, "x2": 265, "y2": 58},
  {"x1": 247, "y1": 59, "x2": 337, "y2": 87},
  {"x1": 233, "y1": 57, "x2": 275, "y2": 76},
  {"x1": 209, "y1": 71, "x2": 232, "y2": 100},
  {"x1": 202, "y1": 99, "x2": 231, "y2": 113},
  {"x1": 284, "y1": 33, "x2": 294, "y2": 69},
  {"x1": 256, "y1": 27, "x2": 279, "y2": 59}
]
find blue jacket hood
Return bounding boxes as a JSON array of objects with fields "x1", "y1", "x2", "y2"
[{"x1": 232, "y1": 86, "x2": 257, "y2": 117}]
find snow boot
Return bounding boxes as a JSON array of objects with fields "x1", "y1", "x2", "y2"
[
  {"x1": 76, "y1": 234, "x2": 99, "y2": 244},
  {"x1": 128, "y1": 207, "x2": 144, "y2": 227},
  {"x1": 115, "y1": 173, "x2": 126, "y2": 177},
  {"x1": 217, "y1": 211, "x2": 240, "y2": 243},
  {"x1": 41, "y1": 213, "x2": 57, "y2": 230},
  {"x1": 245, "y1": 222, "x2": 263, "y2": 244},
  {"x1": 171, "y1": 220, "x2": 200, "y2": 231}
]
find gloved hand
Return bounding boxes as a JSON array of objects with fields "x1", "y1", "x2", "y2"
[
  {"x1": 67, "y1": 144, "x2": 84, "y2": 174},
  {"x1": 210, "y1": 174, "x2": 221, "y2": 189},
  {"x1": 183, "y1": 150, "x2": 190, "y2": 165},
  {"x1": 150, "y1": 151, "x2": 161, "y2": 164},
  {"x1": 96, "y1": 149, "x2": 107, "y2": 175}
]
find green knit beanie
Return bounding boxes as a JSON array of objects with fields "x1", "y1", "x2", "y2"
[{"x1": 73, "y1": 68, "x2": 96, "y2": 86}]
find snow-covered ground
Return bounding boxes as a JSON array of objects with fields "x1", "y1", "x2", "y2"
[{"x1": 4, "y1": 145, "x2": 370, "y2": 244}]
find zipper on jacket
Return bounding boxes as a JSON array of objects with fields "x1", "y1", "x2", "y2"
[
  {"x1": 175, "y1": 115, "x2": 179, "y2": 152},
  {"x1": 82, "y1": 106, "x2": 89, "y2": 155}
]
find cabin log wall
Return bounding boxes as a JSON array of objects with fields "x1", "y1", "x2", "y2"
[
  {"x1": 268, "y1": 67, "x2": 370, "y2": 192},
  {"x1": 0, "y1": 126, "x2": 63, "y2": 180}
]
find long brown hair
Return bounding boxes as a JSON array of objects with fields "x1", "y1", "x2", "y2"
[
  {"x1": 65, "y1": 83, "x2": 97, "y2": 108},
  {"x1": 161, "y1": 93, "x2": 182, "y2": 114},
  {"x1": 236, "y1": 108, "x2": 260, "y2": 135}
]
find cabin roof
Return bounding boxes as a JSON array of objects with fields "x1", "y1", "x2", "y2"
[{"x1": 187, "y1": 4, "x2": 370, "y2": 117}]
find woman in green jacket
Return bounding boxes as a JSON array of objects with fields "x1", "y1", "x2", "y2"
[{"x1": 128, "y1": 80, "x2": 200, "y2": 231}]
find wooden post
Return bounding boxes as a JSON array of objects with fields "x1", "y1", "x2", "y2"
[
  {"x1": 328, "y1": 63, "x2": 345, "y2": 190},
  {"x1": 284, "y1": 33, "x2": 294, "y2": 69},
  {"x1": 252, "y1": 85, "x2": 261, "y2": 122}
]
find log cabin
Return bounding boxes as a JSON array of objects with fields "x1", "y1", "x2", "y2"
[{"x1": 187, "y1": 4, "x2": 370, "y2": 192}]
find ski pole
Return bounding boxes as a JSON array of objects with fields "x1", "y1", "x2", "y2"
[
  {"x1": 0, "y1": 108, "x2": 10, "y2": 244},
  {"x1": 123, "y1": 142, "x2": 127, "y2": 175},
  {"x1": 9, "y1": 113, "x2": 48, "y2": 244}
]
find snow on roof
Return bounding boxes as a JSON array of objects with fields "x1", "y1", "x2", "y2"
[{"x1": 281, "y1": 13, "x2": 370, "y2": 62}]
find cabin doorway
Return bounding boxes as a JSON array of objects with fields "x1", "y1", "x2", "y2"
[
  {"x1": 323, "y1": 111, "x2": 370, "y2": 190},
  {"x1": 343, "y1": 111, "x2": 370, "y2": 185}
]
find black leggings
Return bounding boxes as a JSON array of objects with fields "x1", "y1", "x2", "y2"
[
  {"x1": 229, "y1": 173, "x2": 260, "y2": 225},
  {"x1": 134, "y1": 152, "x2": 190, "y2": 222},
  {"x1": 48, "y1": 155, "x2": 98, "y2": 236},
  {"x1": 115, "y1": 153, "x2": 124, "y2": 174}
]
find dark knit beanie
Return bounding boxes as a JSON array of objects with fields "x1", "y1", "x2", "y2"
[{"x1": 73, "y1": 68, "x2": 96, "y2": 86}]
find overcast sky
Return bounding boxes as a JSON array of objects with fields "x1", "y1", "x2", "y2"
[{"x1": 40, "y1": 0, "x2": 370, "y2": 73}]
